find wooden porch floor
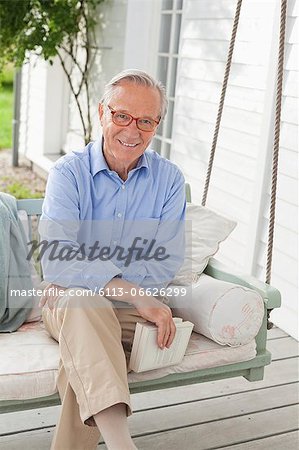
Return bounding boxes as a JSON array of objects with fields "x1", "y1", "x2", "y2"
[{"x1": 0, "y1": 327, "x2": 298, "y2": 449}]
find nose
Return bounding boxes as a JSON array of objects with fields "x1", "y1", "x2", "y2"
[{"x1": 126, "y1": 118, "x2": 140, "y2": 134}]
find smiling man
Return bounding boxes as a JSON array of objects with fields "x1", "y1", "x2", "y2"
[
  {"x1": 39, "y1": 70, "x2": 186, "y2": 450},
  {"x1": 99, "y1": 81, "x2": 161, "y2": 179}
]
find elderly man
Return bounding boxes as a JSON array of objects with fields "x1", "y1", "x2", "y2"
[{"x1": 39, "y1": 69, "x2": 186, "y2": 450}]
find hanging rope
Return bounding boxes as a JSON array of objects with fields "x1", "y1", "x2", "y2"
[
  {"x1": 200, "y1": 0, "x2": 287, "y2": 328},
  {"x1": 266, "y1": 0, "x2": 288, "y2": 329},
  {"x1": 201, "y1": 0, "x2": 243, "y2": 206}
]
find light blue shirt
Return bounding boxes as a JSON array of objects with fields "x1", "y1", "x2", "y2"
[{"x1": 39, "y1": 139, "x2": 186, "y2": 291}]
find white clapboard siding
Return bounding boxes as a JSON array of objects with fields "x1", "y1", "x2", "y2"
[
  {"x1": 280, "y1": 122, "x2": 298, "y2": 151},
  {"x1": 260, "y1": 218, "x2": 298, "y2": 260},
  {"x1": 183, "y1": 17, "x2": 273, "y2": 43},
  {"x1": 283, "y1": 70, "x2": 299, "y2": 96},
  {"x1": 254, "y1": 2, "x2": 298, "y2": 338},
  {"x1": 171, "y1": 0, "x2": 298, "y2": 338},
  {"x1": 287, "y1": 16, "x2": 299, "y2": 42},
  {"x1": 184, "y1": 0, "x2": 279, "y2": 20},
  {"x1": 181, "y1": 39, "x2": 272, "y2": 65},
  {"x1": 278, "y1": 147, "x2": 298, "y2": 178},
  {"x1": 281, "y1": 96, "x2": 298, "y2": 123},
  {"x1": 177, "y1": 78, "x2": 266, "y2": 112},
  {"x1": 180, "y1": 59, "x2": 269, "y2": 89},
  {"x1": 176, "y1": 97, "x2": 263, "y2": 135}
]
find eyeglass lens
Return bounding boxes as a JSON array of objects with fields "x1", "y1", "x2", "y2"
[{"x1": 112, "y1": 111, "x2": 156, "y2": 131}]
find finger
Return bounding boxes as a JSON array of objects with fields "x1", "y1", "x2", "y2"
[
  {"x1": 157, "y1": 324, "x2": 165, "y2": 349},
  {"x1": 163, "y1": 321, "x2": 171, "y2": 348},
  {"x1": 166, "y1": 320, "x2": 176, "y2": 348}
]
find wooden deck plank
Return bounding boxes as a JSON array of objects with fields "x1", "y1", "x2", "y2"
[
  {"x1": 0, "y1": 430, "x2": 53, "y2": 450},
  {"x1": 1, "y1": 331, "x2": 298, "y2": 450},
  {"x1": 220, "y1": 430, "x2": 299, "y2": 449},
  {"x1": 1, "y1": 357, "x2": 298, "y2": 436},
  {"x1": 128, "y1": 383, "x2": 299, "y2": 437},
  {"x1": 267, "y1": 327, "x2": 289, "y2": 340},
  {"x1": 0, "y1": 406, "x2": 59, "y2": 437},
  {"x1": 1, "y1": 405, "x2": 298, "y2": 450},
  {"x1": 267, "y1": 337, "x2": 299, "y2": 360},
  {"x1": 131, "y1": 356, "x2": 299, "y2": 411},
  {"x1": 127, "y1": 405, "x2": 299, "y2": 450}
]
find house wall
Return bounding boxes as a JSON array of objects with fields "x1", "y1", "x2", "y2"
[
  {"x1": 18, "y1": 55, "x2": 68, "y2": 169},
  {"x1": 256, "y1": 0, "x2": 298, "y2": 336},
  {"x1": 123, "y1": 0, "x2": 161, "y2": 74},
  {"x1": 171, "y1": 0, "x2": 298, "y2": 338}
]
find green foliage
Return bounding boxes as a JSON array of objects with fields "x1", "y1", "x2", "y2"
[
  {"x1": 0, "y1": 66, "x2": 13, "y2": 149},
  {"x1": 0, "y1": 64, "x2": 14, "y2": 88},
  {"x1": 4, "y1": 182, "x2": 43, "y2": 199},
  {"x1": 0, "y1": 0, "x2": 104, "y2": 143},
  {"x1": 0, "y1": 0, "x2": 102, "y2": 69}
]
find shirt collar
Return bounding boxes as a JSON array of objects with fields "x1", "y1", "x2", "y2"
[
  {"x1": 90, "y1": 137, "x2": 149, "y2": 177},
  {"x1": 90, "y1": 139, "x2": 110, "y2": 177}
]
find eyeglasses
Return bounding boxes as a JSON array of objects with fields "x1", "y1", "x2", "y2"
[{"x1": 108, "y1": 106, "x2": 160, "y2": 132}]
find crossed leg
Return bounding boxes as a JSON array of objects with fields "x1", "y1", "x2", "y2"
[{"x1": 42, "y1": 290, "x2": 146, "y2": 450}]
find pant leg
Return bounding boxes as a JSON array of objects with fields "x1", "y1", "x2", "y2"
[
  {"x1": 52, "y1": 362, "x2": 101, "y2": 450},
  {"x1": 42, "y1": 289, "x2": 133, "y2": 450}
]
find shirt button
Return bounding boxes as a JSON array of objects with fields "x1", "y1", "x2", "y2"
[
  {"x1": 121, "y1": 185, "x2": 125, "y2": 190},
  {"x1": 117, "y1": 213, "x2": 122, "y2": 218}
]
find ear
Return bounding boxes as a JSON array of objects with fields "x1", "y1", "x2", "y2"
[{"x1": 99, "y1": 103, "x2": 104, "y2": 125}]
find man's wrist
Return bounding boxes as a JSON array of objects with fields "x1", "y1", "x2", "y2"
[{"x1": 104, "y1": 277, "x2": 144, "y2": 304}]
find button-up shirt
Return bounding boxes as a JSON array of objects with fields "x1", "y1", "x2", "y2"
[{"x1": 39, "y1": 139, "x2": 186, "y2": 291}]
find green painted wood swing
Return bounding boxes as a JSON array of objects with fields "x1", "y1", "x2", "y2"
[
  {"x1": 0, "y1": 191, "x2": 281, "y2": 414},
  {"x1": 0, "y1": 0, "x2": 286, "y2": 415}
]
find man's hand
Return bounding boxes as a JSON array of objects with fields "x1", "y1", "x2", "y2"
[
  {"x1": 39, "y1": 283, "x2": 67, "y2": 310},
  {"x1": 104, "y1": 277, "x2": 176, "y2": 349},
  {"x1": 133, "y1": 295, "x2": 176, "y2": 349}
]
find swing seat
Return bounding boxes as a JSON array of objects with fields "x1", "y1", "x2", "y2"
[{"x1": 0, "y1": 196, "x2": 281, "y2": 414}]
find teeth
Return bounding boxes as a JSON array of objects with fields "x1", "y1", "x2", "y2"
[{"x1": 119, "y1": 140, "x2": 137, "y2": 147}]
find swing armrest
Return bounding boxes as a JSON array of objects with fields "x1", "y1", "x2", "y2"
[{"x1": 204, "y1": 258, "x2": 281, "y2": 310}]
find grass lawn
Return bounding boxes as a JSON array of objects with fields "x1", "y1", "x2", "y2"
[{"x1": 0, "y1": 66, "x2": 14, "y2": 149}]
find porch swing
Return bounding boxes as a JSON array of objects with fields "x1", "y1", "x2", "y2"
[{"x1": 0, "y1": 0, "x2": 285, "y2": 415}]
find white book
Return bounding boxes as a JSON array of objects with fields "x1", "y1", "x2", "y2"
[{"x1": 129, "y1": 318, "x2": 194, "y2": 373}]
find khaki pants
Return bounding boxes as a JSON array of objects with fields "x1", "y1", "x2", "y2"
[{"x1": 42, "y1": 288, "x2": 147, "y2": 450}]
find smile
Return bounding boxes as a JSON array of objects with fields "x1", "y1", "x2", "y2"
[{"x1": 118, "y1": 140, "x2": 139, "y2": 148}]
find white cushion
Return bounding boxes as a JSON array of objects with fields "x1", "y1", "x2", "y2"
[
  {"x1": 0, "y1": 321, "x2": 256, "y2": 400},
  {"x1": 173, "y1": 203, "x2": 236, "y2": 285},
  {"x1": 167, "y1": 274, "x2": 264, "y2": 347}
]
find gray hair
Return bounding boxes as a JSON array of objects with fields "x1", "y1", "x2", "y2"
[{"x1": 100, "y1": 69, "x2": 168, "y2": 119}]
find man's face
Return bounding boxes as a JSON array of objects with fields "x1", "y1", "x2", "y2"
[{"x1": 99, "y1": 81, "x2": 161, "y2": 171}]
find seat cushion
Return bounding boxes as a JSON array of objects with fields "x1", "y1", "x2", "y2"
[{"x1": 0, "y1": 320, "x2": 256, "y2": 401}]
